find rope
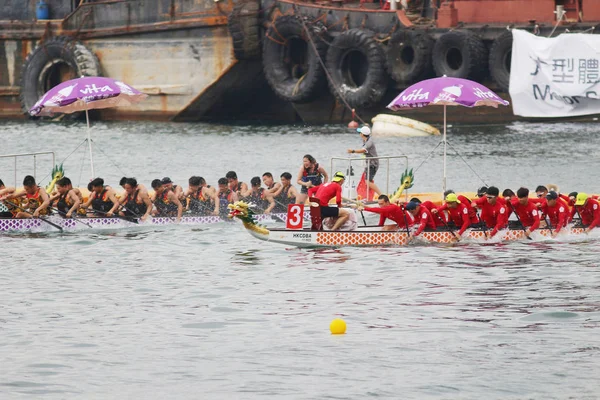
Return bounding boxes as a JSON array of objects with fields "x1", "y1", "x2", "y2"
[
  {"x1": 297, "y1": 16, "x2": 367, "y2": 125},
  {"x1": 292, "y1": 73, "x2": 306, "y2": 96},
  {"x1": 446, "y1": 141, "x2": 488, "y2": 187},
  {"x1": 78, "y1": 141, "x2": 87, "y2": 188},
  {"x1": 91, "y1": 139, "x2": 129, "y2": 177},
  {"x1": 36, "y1": 139, "x2": 88, "y2": 185}
]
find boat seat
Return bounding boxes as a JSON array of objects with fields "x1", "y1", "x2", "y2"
[{"x1": 309, "y1": 197, "x2": 323, "y2": 231}]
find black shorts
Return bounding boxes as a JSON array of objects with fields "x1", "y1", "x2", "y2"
[
  {"x1": 320, "y1": 206, "x2": 339, "y2": 218},
  {"x1": 0, "y1": 211, "x2": 12, "y2": 218},
  {"x1": 364, "y1": 164, "x2": 378, "y2": 182}
]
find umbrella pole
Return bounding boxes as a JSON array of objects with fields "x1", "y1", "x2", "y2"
[
  {"x1": 442, "y1": 104, "x2": 447, "y2": 194},
  {"x1": 86, "y1": 108, "x2": 95, "y2": 179}
]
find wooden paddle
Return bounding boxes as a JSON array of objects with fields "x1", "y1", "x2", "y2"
[{"x1": 507, "y1": 202, "x2": 533, "y2": 240}]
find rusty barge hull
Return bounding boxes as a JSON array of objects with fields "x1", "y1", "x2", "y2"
[{"x1": 0, "y1": 0, "x2": 283, "y2": 121}]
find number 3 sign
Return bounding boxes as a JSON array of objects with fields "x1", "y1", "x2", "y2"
[{"x1": 286, "y1": 204, "x2": 304, "y2": 229}]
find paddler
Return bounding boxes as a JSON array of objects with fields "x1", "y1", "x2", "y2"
[
  {"x1": 314, "y1": 171, "x2": 350, "y2": 231},
  {"x1": 217, "y1": 177, "x2": 238, "y2": 218},
  {"x1": 347, "y1": 125, "x2": 381, "y2": 197},
  {"x1": 118, "y1": 178, "x2": 152, "y2": 221},
  {"x1": 161, "y1": 177, "x2": 183, "y2": 200},
  {"x1": 226, "y1": 171, "x2": 249, "y2": 199},
  {"x1": 6, "y1": 175, "x2": 51, "y2": 218},
  {"x1": 262, "y1": 172, "x2": 281, "y2": 195},
  {"x1": 410, "y1": 197, "x2": 447, "y2": 227},
  {"x1": 82, "y1": 177, "x2": 120, "y2": 216},
  {"x1": 50, "y1": 177, "x2": 81, "y2": 218},
  {"x1": 508, "y1": 187, "x2": 541, "y2": 237},
  {"x1": 246, "y1": 176, "x2": 275, "y2": 214},
  {"x1": 0, "y1": 179, "x2": 15, "y2": 218},
  {"x1": 271, "y1": 172, "x2": 299, "y2": 213},
  {"x1": 152, "y1": 179, "x2": 183, "y2": 222},
  {"x1": 435, "y1": 193, "x2": 479, "y2": 240},
  {"x1": 472, "y1": 186, "x2": 508, "y2": 238},
  {"x1": 184, "y1": 176, "x2": 218, "y2": 216},
  {"x1": 573, "y1": 193, "x2": 600, "y2": 233},
  {"x1": 405, "y1": 201, "x2": 436, "y2": 237},
  {"x1": 541, "y1": 191, "x2": 569, "y2": 237},
  {"x1": 296, "y1": 154, "x2": 328, "y2": 204},
  {"x1": 357, "y1": 194, "x2": 411, "y2": 231}
]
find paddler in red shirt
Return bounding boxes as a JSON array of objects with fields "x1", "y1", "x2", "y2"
[
  {"x1": 573, "y1": 193, "x2": 600, "y2": 233},
  {"x1": 359, "y1": 194, "x2": 411, "y2": 231},
  {"x1": 541, "y1": 191, "x2": 569, "y2": 237},
  {"x1": 435, "y1": 193, "x2": 479, "y2": 239},
  {"x1": 405, "y1": 200, "x2": 436, "y2": 237},
  {"x1": 409, "y1": 197, "x2": 447, "y2": 227},
  {"x1": 443, "y1": 189, "x2": 479, "y2": 222},
  {"x1": 472, "y1": 186, "x2": 509, "y2": 238},
  {"x1": 314, "y1": 171, "x2": 351, "y2": 231},
  {"x1": 508, "y1": 187, "x2": 541, "y2": 237}
]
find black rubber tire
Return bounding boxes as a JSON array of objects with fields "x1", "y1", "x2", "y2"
[
  {"x1": 489, "y1": 30, "x2": 513, "y2": 91},
  {"x1": 262, "y1": 16, "x2": 328, "y2": 103},
  {"x1": 326, "y1": 29, "x2": 388, "y2": 109},
  {"x1": 20, "y1": 36, "x2": 100, "y2": 115},
  {"x1": 386, "y1": 29, "x2": 434, "y2": 84},
  {"x1": 432, "y1": 30, "x2": 488, "y2": 81},
  {"x1": 228, "y1": 0, "x2": 261, "y2": 60}
]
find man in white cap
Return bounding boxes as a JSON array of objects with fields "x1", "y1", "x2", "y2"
[{"x1": 347, "y1": 125, "x2": 381, "y2": 197}]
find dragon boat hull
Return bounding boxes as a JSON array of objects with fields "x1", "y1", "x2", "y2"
[
  {"x1": 238, "y1": 225, "x2": 590, "y2": 248},
  {"x1": 0, "y1": 211, "x2": 310, "y2": 233}
]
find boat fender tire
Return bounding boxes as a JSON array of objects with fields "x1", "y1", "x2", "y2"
[
  {"x1": 228, "y1": 0, "x2": 261, "y2": 60},
  {"x1": 432, "y1": 30, "x2": 488, "y2": 81},
  {"x1": 386, "y1": 29, "x2": 434, "y2": 84},
  {"x1": 326, "y1": 29, "x2": 389, "y2": 109},
  {"x1": 262, "y1": 15, "x2": 328, "y2": 103},
  {"x1": 20, "y1": 36, "x2": 101, "y2": 116},
  {"x1": 489, "y1": 30, "x2": 513, "y2": 91}
]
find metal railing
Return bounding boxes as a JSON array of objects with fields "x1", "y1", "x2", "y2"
[
  {"x1": 0, "y1": 151, "x2": 56, "y2": 187},
  {"x1": 330, "y1": 155, "x2": 410, "y2": 202}
]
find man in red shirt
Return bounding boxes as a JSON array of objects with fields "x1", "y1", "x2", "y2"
[
  {"x1": 444, "y1": 189, "x2": 478, "y2": 221},
  {"x1": 508, "y1": 187, "x2": 541, "y2": 237},
  {"x1": 405, "y1": 201, "x2": 436, "y2": 237},
  {"x1": 435, "y1": 193, "x2": 479, "y2": 239},
  {"x1": 314, "y1": 171, "x2": 350, "y2": 231},
  {"x1": 574, "y1": 193, "x2": 600, "y2": 233},
  {"x1": 541, "y1": 190, "x2": 568, "y2": 237},
  {"x1": 472, "y1": 186, "x2": 509, "y2": 238},
  {"x1": 360, "y1": 194, "x2": 411, "y2": 231},
  {"x1": 410, "y1": 197, "x2": 447, "y2": 227}
]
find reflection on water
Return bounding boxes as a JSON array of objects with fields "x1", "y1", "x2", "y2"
[{"x1": 1, "y1": 121, "x2": 600, "y2": 398}]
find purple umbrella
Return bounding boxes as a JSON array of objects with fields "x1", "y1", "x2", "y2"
[
  {"x1": 387, "y1": 76, "x2": 509, "y2": 192},
  {"x1": 29, "y1": 76, "x2": 148, "y2": 178}
]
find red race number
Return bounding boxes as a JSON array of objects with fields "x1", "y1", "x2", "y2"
[{"x1": 286, "y1": 204, "x2": 304, "y2": 229}]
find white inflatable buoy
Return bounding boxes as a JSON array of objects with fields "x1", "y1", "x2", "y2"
[{"x1": 371, "y1": 114, "x2": 440, "y2": 137}]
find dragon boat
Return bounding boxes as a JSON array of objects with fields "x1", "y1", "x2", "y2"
[
  {"x1": 0, "y1": 211, "x2": 311, "y2": 233},
  {"x1": 228, "y1": 202, "x2": 591, "y2": 248}
]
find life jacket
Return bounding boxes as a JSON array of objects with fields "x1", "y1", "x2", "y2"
[
  {"x1": 25, "y1": 187, "x2": 50, "y2": 215},
  {"x1": 91, "y1": 188, "x2": 114, "y2": 213},
  {"x1": 302, "y1": 163, "x2": 323, "y2": 187},
  {"x1": 273, "y1": 185, "x2": 294, "y2": 213},
  {"x1": 56, "y1": 191, "x2": 73, "y2": 214},
  {"x1": 154, "y1": 190, "x2": 178, "y2": 217},
  {"x1": 248, "y1": 187, "x2": 269, "y2": 213},
  {"x1": 188, "y1": 188, "x2": 213, "y2": 215},
  {"x1": 218, "y1": 189, "x2": 234, "y2": 217},
  {"x1": 123, "y1": 188, "x2": 147, "y2": 217}
]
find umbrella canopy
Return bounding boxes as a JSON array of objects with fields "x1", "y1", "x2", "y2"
[
  {"x1": 387, "y1": 76, "x2": 509, "y2": 110},
  {"x1": 29, "y1": 76, "x2": 147, "y2": 116},
  {"x1": 28, "y1": 76, "x2": 147, "y2": 179},
  {"x1": 387, "y1": 76, "x2": 509, "y2": 192}
]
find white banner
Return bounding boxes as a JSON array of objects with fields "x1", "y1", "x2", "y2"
[{"x1": 509, "y1": 29, "x2": 600, "y2": 117}]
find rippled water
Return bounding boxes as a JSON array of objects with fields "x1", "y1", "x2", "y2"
[{"x1": 1, "y1": 120, "x2": 600, "y2": 398}]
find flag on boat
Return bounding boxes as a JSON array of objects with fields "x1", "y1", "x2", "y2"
[{"x1": 510, "y1": 29, "x2": 600, "y2": 118}]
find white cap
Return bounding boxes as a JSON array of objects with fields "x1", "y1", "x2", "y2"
[{"x1": 357, "y1": 126, "x2": 371, "y2": 136}]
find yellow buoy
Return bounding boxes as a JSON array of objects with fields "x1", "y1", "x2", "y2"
[{"x1": 330, "y1": 318, "x2": 347, "y2": 335}]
